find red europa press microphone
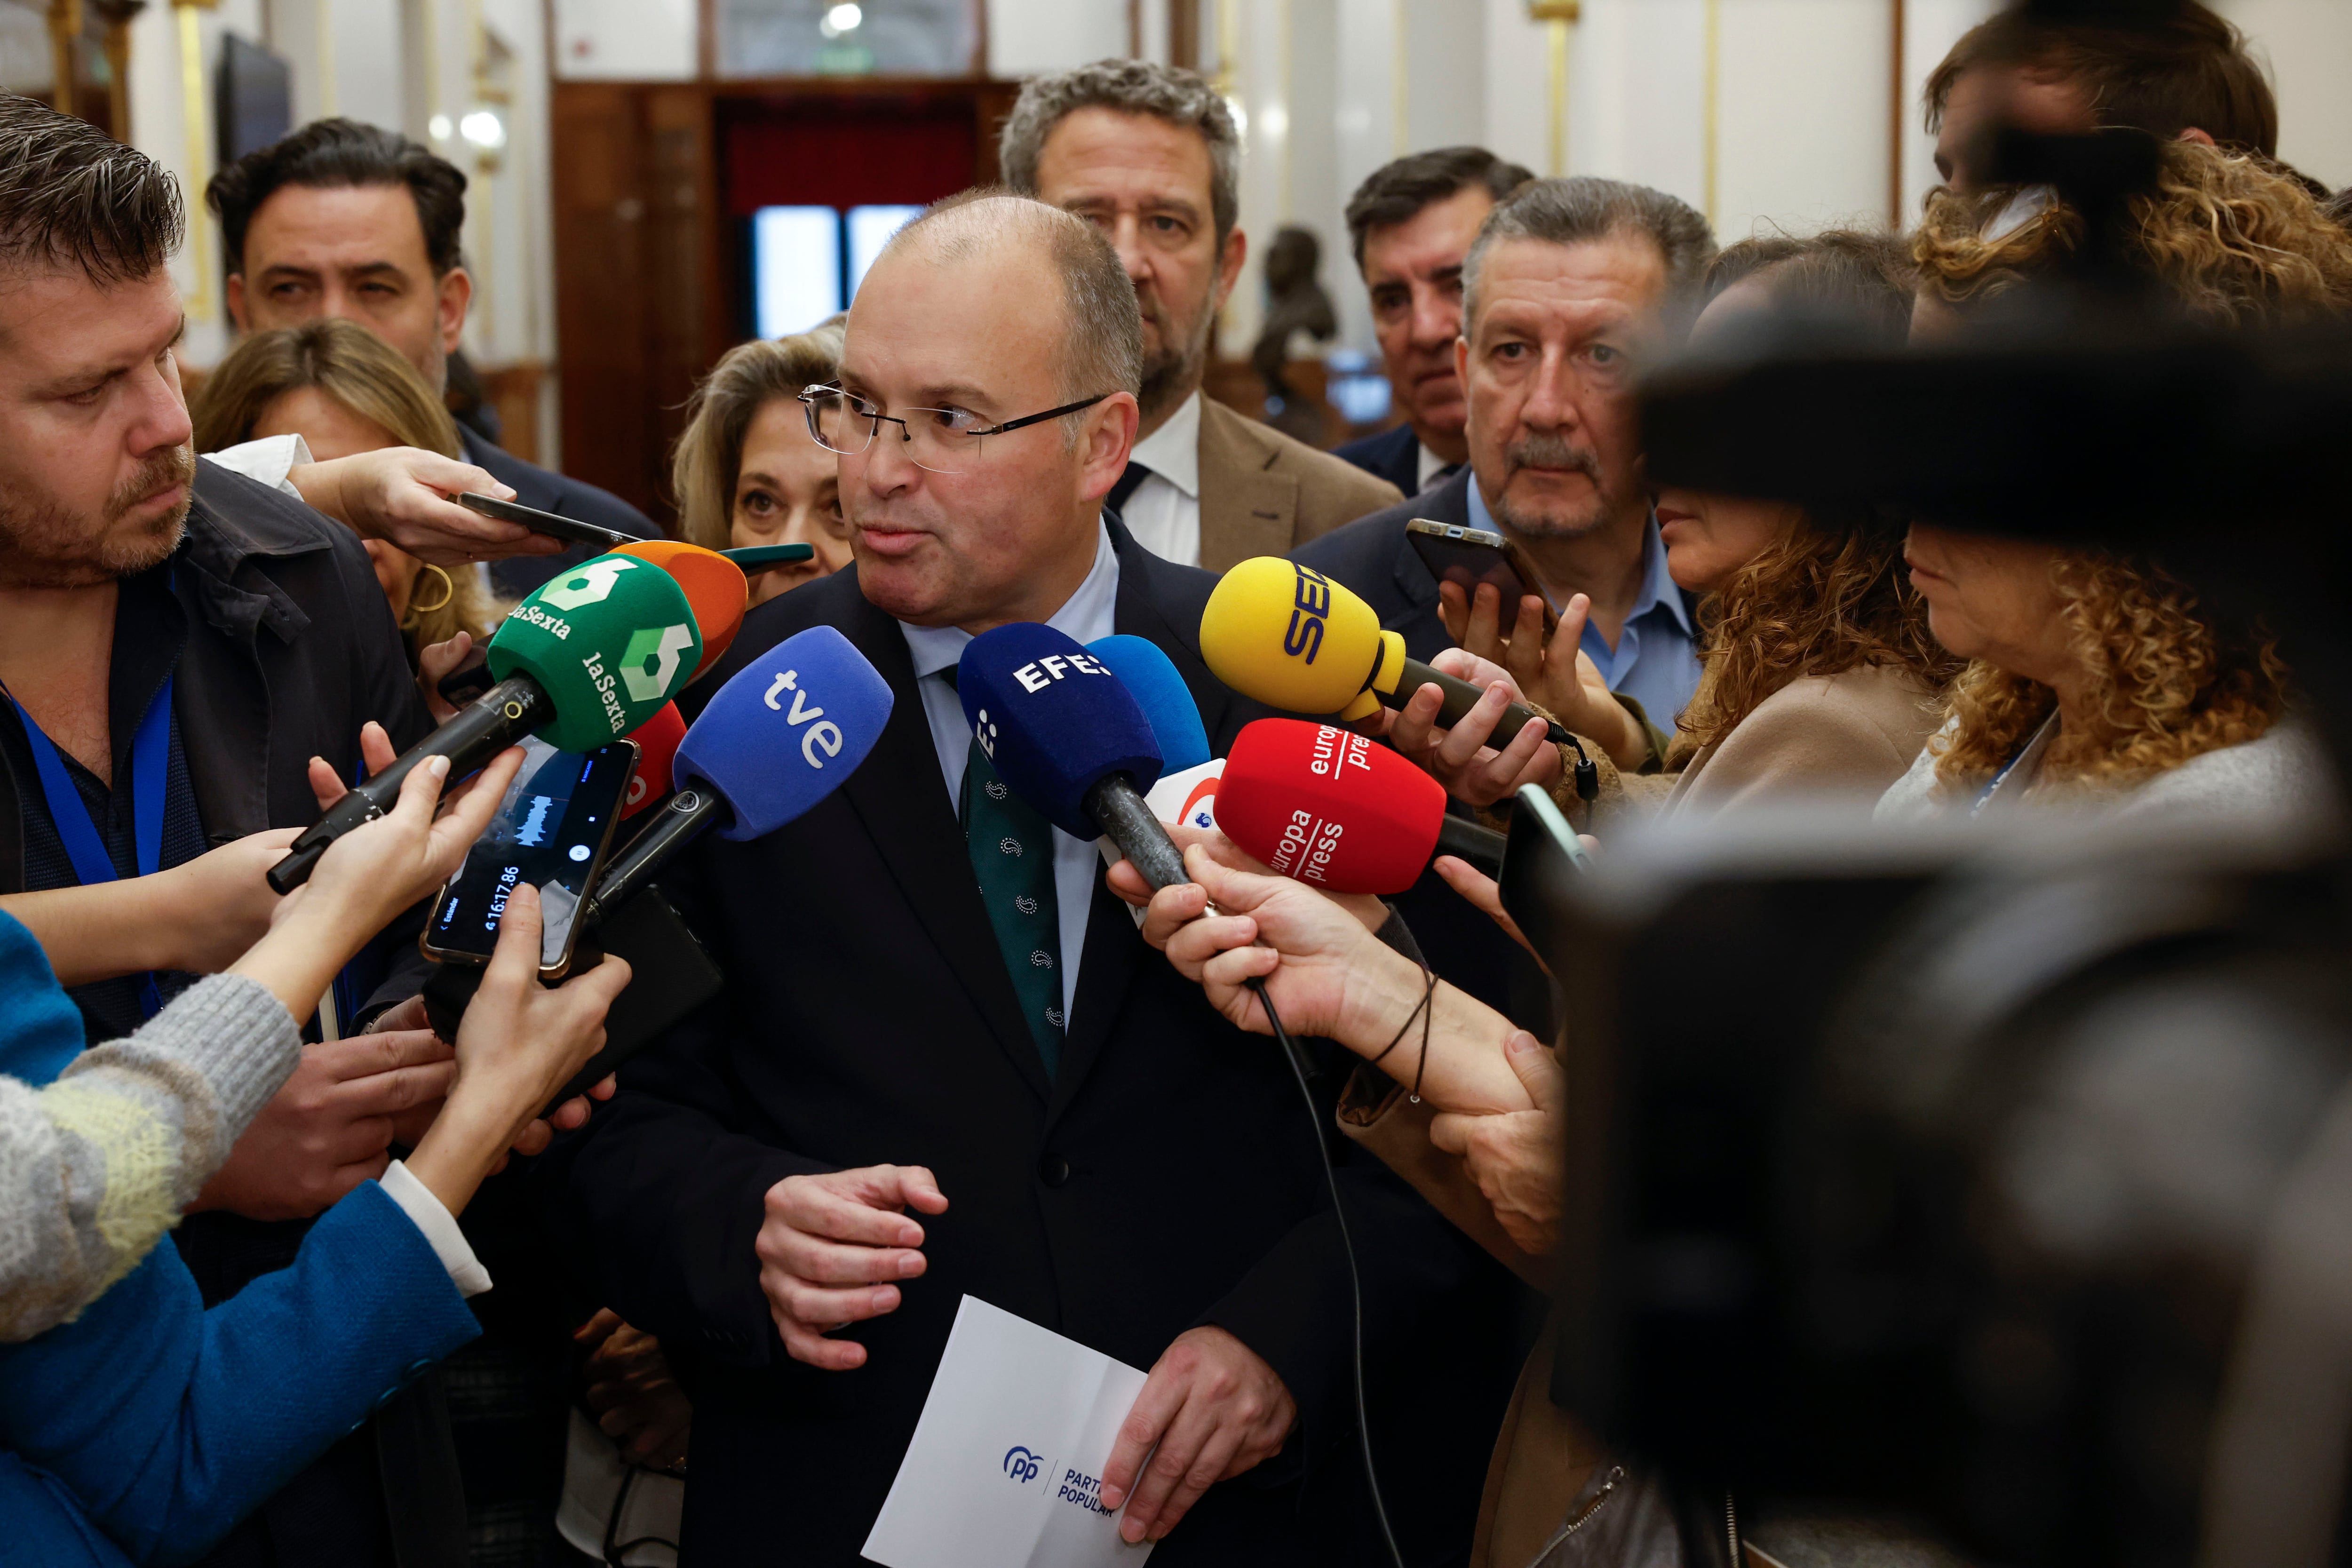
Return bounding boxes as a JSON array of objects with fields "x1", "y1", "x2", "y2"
[{"x1": 1213, "y1": 718, "x2": 1505, "y2": 896}]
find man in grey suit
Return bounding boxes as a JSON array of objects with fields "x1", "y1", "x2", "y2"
[{"x1": 1001, "y1": 61, "x2": 1400, "y2": 573}]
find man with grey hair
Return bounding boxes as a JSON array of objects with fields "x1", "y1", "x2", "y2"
[
  {"x1": 1292, "y1": 175, "x2": 1712, "y2": 1017},
  {"x1": 566, "y1": 190, "x2": 1495, "y2": 1564},
  {"x1": 1002, "y1": 59, "x2": 1399, "y2": 572}
]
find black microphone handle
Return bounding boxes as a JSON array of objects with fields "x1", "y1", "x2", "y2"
[
  {"x1": 1087, "y1": 772, "x2": 1319, "y2": 1082},
  {"x1": 584, "y1": 787, "x2": 726, "y2": 922},
  {"x1": 1434, "y1": 813, "x2": 1507, "y2": 876},
  {"x1": 1086, "y1": 773, "x2": 1189, "y2": 891},
  {"x1": 267, "y1": 676, "x2": 552, "y2": 894},
  {"x1": 1390, "y1": 656, "x2": 1573, "y2": 748}
]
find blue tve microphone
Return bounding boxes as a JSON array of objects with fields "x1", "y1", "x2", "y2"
[
  {"x1": 1084, "y1": 634, "x2": 1211, "y2": 772},
  {"x1": 589, "y1": 625, "x2": 895, "y2": 914},
  {"x1": 956, "y1": 624, "x2": 1183, "y2": 886}
]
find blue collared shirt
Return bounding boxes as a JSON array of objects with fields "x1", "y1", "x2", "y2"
[
  {"x1": 899, "y1": 522, "x2": 1121, "y2": 1027},
  {"x1": 1464, "y1": 483, "x2": 1701, "y2": 728}
]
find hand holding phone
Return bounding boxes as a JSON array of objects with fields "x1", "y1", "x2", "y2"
[
  {"x1": 422, "y1": 737, "x2": 638, "y2": 979},
  {"x1": 457, "y1": 491, "x2": 648, "y2": 551},
  {"x1": 1407, "y1": 520, "x2": 1558, "y2": 636}
]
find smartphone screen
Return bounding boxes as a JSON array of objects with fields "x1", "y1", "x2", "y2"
[
  {"x1": 1498, "y1": 782, "x2": 1592, "y2": 974},
  {"x1": 1405, "y1": 520, "x2": 1559, "y2": 632},
  {"x1": 424, "y1": 737, "x2": 636, "y2": 975}
]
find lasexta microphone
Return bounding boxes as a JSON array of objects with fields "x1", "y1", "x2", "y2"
[
  {"x1": 423, "y1": 626, "x2": 894, "y2": 1075},
  {"x1": 1200, "y1": 557, "x2": 1599, "y2": 801},
  {"x1": 1214, "y1": 718, "x2": 1504, "y2": 895},
  {"x1": 955, "y1": 625, "x2": 1177, "y2": 886},
  {"x1": 613, "y1": 540, "x2": 749, "y2": 677},
  {"x1": 620, "y1": 702, "x2": 685, "y2": 819},
  {"x1": 268, "y1": 552, "x2": 701, "y2": 892},
  {"x1": 1084, "y1": 635, "x2": 1212, "y2": 772}
]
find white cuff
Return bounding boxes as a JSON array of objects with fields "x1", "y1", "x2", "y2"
[
  {"x1": 379, "y1": 1159, "x2": 494, "y2": 1298},
  {"x1": 200, "y1": 432, "x2": 315, "y2": 499}
]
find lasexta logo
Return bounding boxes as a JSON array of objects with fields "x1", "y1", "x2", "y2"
[
  {"x1": 1003, "y1": 1446, "x2": 1042, "y2": 1483},
  {"x1": 620, "y1": 623, "x2": 694, "y2": 702},
  {"x1": 537, "y1": 556, "x2": 639, "y2": 610}
]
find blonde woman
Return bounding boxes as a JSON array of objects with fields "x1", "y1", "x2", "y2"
[
  {"x1": 1880, "y1": 141, "x2": 2352, "y2": 820},
  {"x1": 191, "y1": 319, "x2": 502, "y2": 675},
  {"x1": 671, "y1": 318, "x2": 851, "y2": 609}
]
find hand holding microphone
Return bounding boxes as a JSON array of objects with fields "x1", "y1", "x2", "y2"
[
  {"x1": 1200, "y1": 557, "x2": 1600, "y2": 801},
  {"x1": 268, "y1": 549, "x2": 709, "y2": 893}
]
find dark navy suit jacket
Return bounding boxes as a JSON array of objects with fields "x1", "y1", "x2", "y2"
[
  {"x1": 1330, "y1": 422, "x2": 1422, "y2": 498},
  {"x1": 562, "y1": 520, "x2": 1523, "y2": 1565}
]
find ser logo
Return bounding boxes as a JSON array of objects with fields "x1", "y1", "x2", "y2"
[
  {"x1": 764, "y1": 669, "x2": 847, "y2": 768},
  {"x1": 1003, "y1": 1446, "x2": 1043, "y2": 1484},
  {"x1": 1284, "y1": 565, "x2": 1333, "y2": 664}
]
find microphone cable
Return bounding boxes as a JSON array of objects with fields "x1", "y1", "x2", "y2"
[{"x1": 1242, "y1": 973, "x2": 1408, "y2": 1568}]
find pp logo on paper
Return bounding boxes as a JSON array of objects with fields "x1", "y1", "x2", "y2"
[{"x1": 1002, "y1": 1446, "x2": 1043, "y2": 1484}]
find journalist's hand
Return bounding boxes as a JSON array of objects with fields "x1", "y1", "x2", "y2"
[
  {"x1": 1098, "y1": 1326, "x2": 1295, "y2": 1544},
  {"x1": 1381, "y1": 650, "x2": 1563, "y2": 809},
  {"x1": 577, "y1": 1309, "x2": 693, "y2": 1471},
  {"x1": 1140, "y1": 846, "x2": 1423, "y2": 1048},
  {"x1": 1437, "y1": 583, "x2": 1649, "y2": 769},
  {"x1": 416, "y1": 631, "x2": 474, "y2": 723},
  {"x1": 145, "y1": 827, "x2": 301, "y2": 973},
  {"x1": 1103, "y1": 820, "x2": 1389, "y2": 934},
  {"x1": 405, "y1": 883, "x2": 631, "y2": 1217},
  {"x1": 1428, "y1": 1031, "x2": 1567, "y2": 1257},
  {"x1": 191, "y1": 1029, "x2": 459, "y2": 1218},
  {"x1": 756, "y1": 1164, "x2": 948, "y2": 1370},
  {"x1": 286, "y1": 447, "x2": 560, "y2": 566},
  {"x1": 363, "y1": 994, "x2": 617, "y2": 1162}
]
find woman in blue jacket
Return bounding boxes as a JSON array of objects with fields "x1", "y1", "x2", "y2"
[{"x1": 0, "y1": 750, "x2": 630, "y2": 1567}]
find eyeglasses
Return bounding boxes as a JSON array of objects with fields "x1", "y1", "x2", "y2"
[{"x1": 797, "y1": 384, "x2": 1111, "y2": 474}]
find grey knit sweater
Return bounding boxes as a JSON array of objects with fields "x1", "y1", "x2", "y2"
[{"x1": 0, "y1": 973, "x2": 299, "y2": 1341}]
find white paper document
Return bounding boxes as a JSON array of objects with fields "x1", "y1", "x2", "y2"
[{"x1": 861, "y1": 1296, "x2": 1158, "y2": 1568}]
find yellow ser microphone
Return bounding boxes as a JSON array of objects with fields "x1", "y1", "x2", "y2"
[{"x1": 1200, "y1": 557, "x2": 1599, "y2": 801}]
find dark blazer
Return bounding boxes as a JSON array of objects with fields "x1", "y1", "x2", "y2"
[
  {"x1": 562, "y1": 520, "x2": 1520, "y2": 1566},
  {"x1": 460, "y1": 427, "x2": 660, "y2": 599},
  {"x1": 1331, "y1": 422, "x2": 1423, "y2": 499},
  {"x1": 0, "y1": 462, "x2": 466, "y2": 1568}
]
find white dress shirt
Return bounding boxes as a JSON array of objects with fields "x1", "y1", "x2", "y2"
[
  {"x1": 380, "y1": 1159, "x2": 493, "y2": 1297},
  {"x1": 898, "y1": 523, "x2": 1121, "y2": 1028},
  {"x1": 1415, "y1": 440, "x2": 1453, "y2": 493},
  {"x1": 1116, "y1": 390, "x2": 1204, "y2": 567}
]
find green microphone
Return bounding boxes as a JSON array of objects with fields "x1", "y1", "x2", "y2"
[
  {"x1": 721, "y1": 543, "x2": 815, "y2": 573},
  {"x1": 267, "y1": 553, "x2": 702, "y2": 893}
]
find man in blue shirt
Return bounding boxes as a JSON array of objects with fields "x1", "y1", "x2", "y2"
[
  {"x1": 1293, "y1": 175, "x2": 1712, "y2": 1019},
  {"x1": 1295, "y1": 175, "x2": 1714, "y2": 744}
]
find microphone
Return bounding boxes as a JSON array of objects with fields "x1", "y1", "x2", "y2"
[
  {"x1": 1200, "y1": 557, "x2": 1599, "y2": 801},
  {"x1": 620, "y1": 702, "x2": 685, "y2": 819},
  {"x1": 589, "y1": 624, "x2": 895, "y2": 916},
  {"x1": 955, "y1": 624, "x2": 1175, "y2": 886},
  {"x1": 268, "y1": 551, "x2": 702, "y2": 893},
  {"x1": 421, "y1": 625, "x2": 894, "y2": 1061},
  {"x1": 1084, "y1": 635, "x2": 1212, "y2": 772},
  {"x1": 613, "y1": 540, "x2": 749, "y2": 678},
  {"x1": 1213, "y1": 718, "x2": 1505, "y2": 896}
]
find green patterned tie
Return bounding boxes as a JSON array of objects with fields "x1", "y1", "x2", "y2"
[{"x1": 959, "y1": 732, "x2": 1065, "y2": 1078}]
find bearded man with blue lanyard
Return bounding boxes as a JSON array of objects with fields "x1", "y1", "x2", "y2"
[{"x1": 0, "y1": 99, "x2": 563, "y2": 1568}]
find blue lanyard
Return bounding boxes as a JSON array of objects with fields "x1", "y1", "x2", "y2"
[{"x1": 6, "y1": 673, "x2": 175, "y2": 1018}]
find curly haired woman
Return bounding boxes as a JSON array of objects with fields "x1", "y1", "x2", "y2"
[{"x1": 1879, "y1": 140, "x2": 2352, "y2": 820}]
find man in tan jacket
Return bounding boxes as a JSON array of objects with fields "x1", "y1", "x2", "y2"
[{"x1": 1001, "y1": 60, "x2": 1400, "y2": 573}]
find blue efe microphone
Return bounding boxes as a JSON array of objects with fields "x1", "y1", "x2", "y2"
[
  {"x1": 956, "y1": 623, "x2": 1187, "y2": 887},
  {"x1": 1085, "y1": 634, "x2": 1210, "y2": 772},
  {"x1": 587, "y1": 624, "x2": 894, "y2": 915}
]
